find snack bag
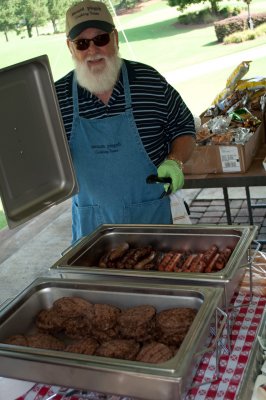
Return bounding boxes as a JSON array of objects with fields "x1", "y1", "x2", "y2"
[
  {"x1": 212, "y1": 61, "x2": 251, "y2": 106},
  {"x1": 225, "y1": 60, "x2": 251, "y2": 90},
  {"x1": 236, "y1": 77, "x2": 266, "y2": 92}
]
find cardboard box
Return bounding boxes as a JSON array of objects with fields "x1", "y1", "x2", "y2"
[{"x1": 184, "y1": 111, "x2": 265, "y2": 175}]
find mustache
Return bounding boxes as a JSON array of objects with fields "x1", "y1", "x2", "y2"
[{"x1": 85, "y1": 55, "x2": 107, "y2": 62}]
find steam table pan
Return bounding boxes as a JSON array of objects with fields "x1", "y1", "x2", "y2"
[
  {"x1": 0, "y1": 277, "x2": 225, "y2": 400},
  {"x1": 51, "y1": 224, "x2": 258, "y2": 310}
]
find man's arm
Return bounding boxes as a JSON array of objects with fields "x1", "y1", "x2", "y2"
[{"x1": 167, "y1": 135, "x2": 196, "y2": 167}]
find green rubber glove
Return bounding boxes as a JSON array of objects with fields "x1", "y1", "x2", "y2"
[{"x1": 157, "y1": 159, "x2": 184, "y2": 193}]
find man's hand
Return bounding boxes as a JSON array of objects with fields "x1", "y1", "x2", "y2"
[{"x1": 157, "y1": 159, "x2": 184, "y2": 193}]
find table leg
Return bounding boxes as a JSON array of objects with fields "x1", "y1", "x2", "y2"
[
  {"x1": 245, "y1": 186, "x2": 254, "y2": 225},
  {"x1": 223, "y1": 187, "x2": 232, "y2": 224}
]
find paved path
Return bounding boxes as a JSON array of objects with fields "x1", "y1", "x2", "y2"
[{"x1": 165, "y1": 43, "x2": 266, "y2": 84}]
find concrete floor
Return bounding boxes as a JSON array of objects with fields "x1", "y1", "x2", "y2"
[{"x1": 0, "y1": 187, "x2": 265, "y2": 305}]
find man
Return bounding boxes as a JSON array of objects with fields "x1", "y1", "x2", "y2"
[{"x1": 55, "y1": 0, "x2": 195, "y2": 243}]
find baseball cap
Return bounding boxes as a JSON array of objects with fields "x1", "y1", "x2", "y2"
[{"x1": 66, "y1": 0, "x2": 115, "y2": 39}]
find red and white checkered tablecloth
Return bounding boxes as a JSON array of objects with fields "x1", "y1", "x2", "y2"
[{"x1": 15, "y1": 293, "x2": 266, "y2": 400}]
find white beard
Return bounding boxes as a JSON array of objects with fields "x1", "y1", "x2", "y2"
[{"x1": 73, "y1": 49, "x2": 122, "y2": 94}]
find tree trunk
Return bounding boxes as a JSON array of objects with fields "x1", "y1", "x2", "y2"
[
  {"x1": 4, "y1": 30, "x2": 8, "y2": 42},
  {"x1": 25, "y1": 20, "x2": 32, "y2": 38},
  {"x1": 209, "y1": 0, "x2": 219, "y2": 15},
  {"x1": 52, "y1": 19, "x2": 58, "y2": 33}
]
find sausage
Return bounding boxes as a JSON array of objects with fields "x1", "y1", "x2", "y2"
[
  {"x1": 223, "y1": 247, "x2": 232, "y2": 260},
  {"x1": 194, "y1": 260, "x2": 207, "y2": 273},
  {"x1": 174, "y1": 253, "x2": 187, "y2": 272},
  {"x1": 134, "y1": 251, "x2": 156, "y2": 270},
  {"x1": 132, "y1": 247, "x2": 153, "y2": 262},
  {"x1": 153, "y1": 252, "x2": 165, "y2": 270},
  {"x1": 99, "y1": 251, "x2": 112, "y2": 268},
  {"x1": 189, "y1": 253, "x2": 204, "y2": 272},
  {"x1": 180, "y1": 254, "x2": 197, "y2": 272},
  {"x1": 116, "y1": 248, "x2": 136, "y2": 269},
  {"x1": 157, "y1": 252, "x2": 175, "y2": 271},
  {"x1": 116, "y1": 247, "x2": 153, "y2": 270},
  {"x1": 109, "y1": 242, "x2": 130, "y2": 261},
  {"x1": 215, "y1": 247, "x2": 232, "y2": 270},
  {"x1": 202, "y1": 245, "x2": 218, "y2": 264},
  {"x1": 164, "y1": 253, "x2": 182, "y2": 272},
  {"x1": 204, "y1": 253, "x2": 220, "y2": 273}
]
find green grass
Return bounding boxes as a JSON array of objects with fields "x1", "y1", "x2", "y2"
[{"x1": 0, "y1": 211, "x2": 7, "y2": 230}]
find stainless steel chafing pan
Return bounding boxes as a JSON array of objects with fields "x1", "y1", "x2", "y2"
[
  {"x1": 51, "y1": 224, "x2": 258, "y2": 310},
  {"x1": 0, "y1": 277, "x2": 225, "y2": 400}
]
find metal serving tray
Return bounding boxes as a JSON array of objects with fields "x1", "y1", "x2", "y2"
[
  {"x1": 0, "y1": 277, "x2": 225, "y2": 400},
  {"x1": 51, "y1": 224, "x2": 257, "y2": 311},
  {"x1": 0, "y1": 55, "x2": 78, "y2": 228}
]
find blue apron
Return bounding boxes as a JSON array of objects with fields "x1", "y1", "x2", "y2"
[{"x1": 70, "y1": 62, "x2": 172, "y2": 242}]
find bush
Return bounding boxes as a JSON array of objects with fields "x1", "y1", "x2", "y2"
[
  {"x1": 214, "y1": 12, "x2": 266, "y2": 42},
  {"x1": 219, "y1": 5, "x2": 242, "y2": 18},
  {"x1": 177, "y1": 6, "x2": 241, "y2": 26},
  {"x1": 255, "y1": 22, "x2": 266, "y2": 35},
  {"x1": 223, "y1": 22, "x2": 266, "y2": 44},
  {"x1": 177, "y1": 8, "x2": 216, "y2": 24},
  {"x1": 214, "y1": 15, "x2": 246, "y2": 42}
]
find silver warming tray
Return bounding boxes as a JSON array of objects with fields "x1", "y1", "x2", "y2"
[
  {"x1": 51, "y1": 224, "x2": 258, "y2": 310},
  {"x1": 0, "y1": 277, "x2": 225, "y2": 400}
]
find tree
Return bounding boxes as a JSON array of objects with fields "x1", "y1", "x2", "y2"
[
  {"x1": 47, "y1": 0, "x2": 70, "y2": 34},
  {"x1": 17, "y1": 0, "x2": 49, "y2": 38},
  {"x1": 0, "y1": 0, "x2": 19, "y2": 41},
  {"x1": 168, "y1": 0, "x2": 222, "y2": 15},
  {"x1": 243, "y1": 0, "x2": 253, "y2": 29}
]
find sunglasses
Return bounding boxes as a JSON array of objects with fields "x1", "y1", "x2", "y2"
[{"x1": 70, "y1": 32, "x2": 112, "y2": 51}]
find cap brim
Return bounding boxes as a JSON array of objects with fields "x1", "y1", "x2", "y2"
[{"x1": 68, "y1": 21, "x2": 114, "y2": 39}]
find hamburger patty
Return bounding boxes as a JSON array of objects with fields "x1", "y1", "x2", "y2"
[
  {"x1": 92, "y1": 326, "x2": 120, "y2": 343},
  {"x1": 53, "y1": 297, "x2": 94, "y2": 319},
  {"x1": 156, "y1": 308, "x2": 197, "y2": 333},
  {"x1": 156, "y1": 308, "x2": 197, "y2": 346},
  {"x1": 65, "y1": 337, "x2": 99, "y2": 355},
  {"x1": 35, "y1": 308, "x2": 66, "y2": 333},
  {"x1": 27, "y1": 333, "x2": 65, "y2": 350},
  {"x1": 4, "y1": 334, "x2": 28, "y2": 347},
  {"x1": 62, "y1": 315, "x2": 92, "y2": 339},
  {"x1": 4, "y1": 333, "x2": 65, "y2": 350},
  {"x1": 118, "y1": 305, "x2": 156, "y2": 327},
  {"x1": 92, "y1": 303, "x2": 121, "y2": 331},
  {"x1": 118, "y1": 305, "x2": 156, "y2": 341},
  {"x1": 96, "y1": 339, "x2": 140, "y2": 360},
  {"x1": 136, "y1": 341, "x2": 174, "y2": 363}
]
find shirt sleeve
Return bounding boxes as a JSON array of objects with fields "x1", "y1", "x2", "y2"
[{"x1": 163, "y1": 78, "x2": 196, "y2": 142}]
